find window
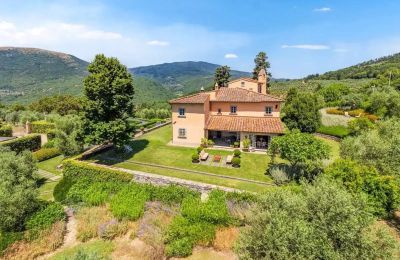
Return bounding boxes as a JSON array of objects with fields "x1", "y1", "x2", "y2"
[
  {"x1": 258, "y1": 84, "x2": 262, "y2": 93},
  {"x1": 230, "y1": 105, "x2": 237, "y2": 114},
  {"x1": 241, "y1": 81, "x2": 245, "y2": 87},
  {"x1": 178, "y1": 128, "x2": 186, "y2": 138},
  {"x1": 178, "y1": 108, "x2": 185, "y2": 117},
  {"x1": 275, "y1": 104, "x2": 278, "y2": 109},
  {"x1": 217, "y1": 108, "x2": 222, "y2": 114},
  {"x1": 265, "y1": 106, "x2": 272, "y2": 115}
]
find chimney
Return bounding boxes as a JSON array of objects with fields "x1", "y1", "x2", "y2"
[
  {"x1": 258, "y1": 68, "x2": 268, "y2": 94},
  {"x1": 214, "y1": 82, "x2": 219, "y2": 90}
]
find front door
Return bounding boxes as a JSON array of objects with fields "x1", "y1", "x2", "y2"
[{"x1": 255, "y1": 135, "x2": 270, "y2": 149}]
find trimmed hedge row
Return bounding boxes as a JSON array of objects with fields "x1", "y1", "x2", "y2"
[
  {"x1": 32, "y1": 148, "x2": 61, "y2": 162},
  {"x1": 0, "y1": 124, "x2": 12, "y2": 137},
  {"x1": 31, "y1": 121, "x2": 55, "y2": 134},
  {"x1": 54, "y1": 160, "x2": 133, "y2": 202},
  {"x1": 0, "y1": 134, "x2": 41, "y2": 153}
]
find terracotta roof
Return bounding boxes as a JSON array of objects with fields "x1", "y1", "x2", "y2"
[
  {"x1": 213, "y1": 88, "x2": 284, "y2": 102},
  {"x1": 169, "y1": 93, "x2": 210, "y2": 104},
  {"x1": 228, "y1": 77, "x2": 258, "y2": 84},
  {"x1": 206, "y1": 115, "x2": 284, "y2": 134}
]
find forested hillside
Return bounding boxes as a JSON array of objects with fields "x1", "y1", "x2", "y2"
[
  {"x1": 130, "y1": 61, "x2": 251, "y2": 95},
  {"x1": 306, "y1": 52, "x2": 400, "y2": 80}
]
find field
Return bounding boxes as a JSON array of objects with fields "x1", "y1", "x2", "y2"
[{"x1": 89, "y1": 125, "x2": 339, "y2": 193}]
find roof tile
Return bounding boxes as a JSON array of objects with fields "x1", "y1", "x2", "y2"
[
  {"x1": 213, "y1": 88, "x2": 283, "y2": 102},
  {"x1": 206, "y1": 115, "x2": 284, "y2": 134}
]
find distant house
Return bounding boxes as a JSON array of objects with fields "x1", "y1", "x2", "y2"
[{"x1": 169, "y1": 69, "x2": 284, "y2": 150}]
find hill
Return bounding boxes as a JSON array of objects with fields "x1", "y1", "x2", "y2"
[
  {"x1": 0, "y1": 47, "x2": 174, "y2": 105},
  {"x1": 0, "y1": 47, "x2": 88, "y2": 103},
  {"x1": 130, "y1": 61, "x2": 251, "y2": 95},
  {"x1": 306, "y1": 52, "x2": 400, "y2": 80}
]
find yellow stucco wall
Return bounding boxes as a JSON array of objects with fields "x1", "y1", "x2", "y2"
[
  {"x1": 227, "y1": 79, "x2": 267, "y2": 94},
  {"x1": 210, "y1": 101, "x2": 280, "y2": 117},
  {"x1": 171, "y1": 103, "x2": 207, "y2": 146}
]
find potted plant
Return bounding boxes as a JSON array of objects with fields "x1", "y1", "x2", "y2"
[
  {"x1": 234, "y1": 141, "x2": 240, "y2": 148},
  {"x1": 242, "y1": 138, "x2": 251, "y2": 152},
  {"x1": 207, "y1": 139, "x2": 215, "y2": 147},
  {"x1": 201, "y1": 137, "x2": 209, "y2": 148},
  {"x1": 196, "y1": 146, "x2": 203, "y2": 154},
  {"x1": 192, "y1": 153, "x2": 200, "y2": 163},
  {"x1": 232, "y1": 157, "x2": 241, "y2": 168}
]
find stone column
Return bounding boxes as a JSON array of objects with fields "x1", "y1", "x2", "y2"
[{"x1": 25, "y1": 121, "x2": 32, "y2": 134}]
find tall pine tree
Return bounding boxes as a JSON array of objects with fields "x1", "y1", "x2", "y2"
[
  {"x1": 214, "y1": 65, "x2": 231, "y2": 87},
  {"x1": 252, "y1": 51, "x2": 271, "y2": 80}
]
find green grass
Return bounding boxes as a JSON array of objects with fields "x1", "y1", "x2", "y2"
[
  {"x1": 315, "y1": 136, "x2": 341, "y2": 163},
  {"x1": 93, "y1": 125, "x2": 272, "y2": 183},
  {"x1": 37, "y1": 155, "x2": 64, "y2": 175},
  {"x1": 89, "y1": 125, "x2": 340, "y2": 193},
  {"x1": 317, "y1": 125, "x2": 350, "y2": 138},
  {"x1": 38, "y1": 181, "x2": 59, "y2": 201},
  {"x1": 50, "y1": 240, "x2": 114, "y2": 260}
]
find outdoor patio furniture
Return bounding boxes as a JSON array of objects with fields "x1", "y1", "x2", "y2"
[
  {"x1": 213, "y1": 155, "x2": 222, "y2": 162},
  {"x1": 226, "y1": 155, "x2": 233, "y2": 164},
  {"x1": 200, "y1": 150, "x2": 209, "y2": 161}
]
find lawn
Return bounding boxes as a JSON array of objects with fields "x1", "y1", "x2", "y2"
[
  {"x1": 38, "y1": 181, "x2": 59, "y2": 201},
  {"x1": 92, "y1": 125, "x2": 272, "y2": 183},
  {"x1": 37, "y1": 155, "x2": 64, "y2": 175},
  {"x1": 89, "y1": 125, "x2": 340, "y2": 193}
]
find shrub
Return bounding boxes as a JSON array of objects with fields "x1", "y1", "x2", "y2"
[
  {"x1": 231, "y1": 157, "x2": 241, "y2": 167},
  {"x1": 233, "y1": 149, "x2": 241, "y2": 157},
  {"x1": 191, "y1": 153, "x2": 199, "y2": 163},
  {"x1": 181, "y1": 190, "x2": 230, "y2": 225},
  {"x1": 25, "y1": 202, "x2": 65, "y2": 240},
  {"x1": 0, "y1": 134, "x2": 41, "y2": 153},
  {"x1": 348, "y1": 108, "x2": 365, "y2": 117},
  {"x1": 269, "y1": 166, "x2": 290, "y2": 185},
  {"x1": 0, "y1": 124, "x2": 12, "y2": 137},
  {"x1": 63, "y1": 160, "x2": 133, "y2": 183},
  {"x1": 76, "y1": 206, "x2": 112, "y2": 242},
  {"x1": 42, "y1": 140, "x2": 56, "y2": 148},
  {"x1": 0, "y1": 231, "x2": 23, "y2": 255},
  {"x1": 317, "y1": 125, "x2": 350, "y2": 138},
  {"x1": 47, "y1": 130, "x2": 57, "y2": 140},
  {"x1": 109, "y1": 185, "x2": 150, "y2": 221},
  {"x1": 365, "y1": 114, "x2": 379, "y2": 122},
  {"x1": 54, "y1": 177, "x2": 76, "y2": 202},
  {"x1": 98, "y1": 219, "x2": 128, "y2": 240},
  {"x1": 233, "y1": 141, "x2": 239, "y2": 148},
  {"x1": 164, "y1": 216, "x2": 216, "y2": 257},
  {"x1": 151, "y1": 185, "x2": 200, "y2": 205},
  {"x1": 242, "y1": 138, "x2": 251, "y2": 149},
  {"x1": 348, "y1": 117, "x2": 375, "y2": 136},
  {"x1": 32, "y1": 148, "x2": 61, "y2": 162},
  {"x1": 31, "y1": 121, "x2": 56, "y2": 134},
  {"x1": 196, "y1": 146, "x2": 203, "y2": 154},
  {"x1": 326, "y1": 108, "x2": 345, "y2": 115},
  {"x1": 207, "y1": 139, "x2": 214, "y2": 147}
]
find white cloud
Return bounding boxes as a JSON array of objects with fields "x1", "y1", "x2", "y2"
[
  {"x1": 224, "y1": 53, "x2": 238, "y2": 59},
  {"x1": 0, "y1": 21, "x2": 15, "y2": 30},
  {"x1": 281, "y1": 44, "x2": 330, "y2": 50},
  {"x1": 313, "y1": 7, "x2": 331, "y2": 12},
  {"x1": 147, "y1": 40, "x2": 169, "y2": 46}
]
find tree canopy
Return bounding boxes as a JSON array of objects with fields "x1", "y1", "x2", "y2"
[
  {"x1": 82, "y1": 54, "x2": 135, "y2": 147},
  {"x1": 235, "y1": 177, "x2": 398, "y2": 259},
  {"x1": 0, "y1": 147, "x2": 38, "y2": 231},
  {"x1": 252, "y1": 51, "x2": 271, "y2": 80},
  {"x1": 214, "y1": 65, "x2": 231, "y2": 87},
  {"x1": 29, "y1": 95, "x2": 83, "y2": 116},
  {"x1": 282, "y1": 88, "x2": 323, "y2": 132}
]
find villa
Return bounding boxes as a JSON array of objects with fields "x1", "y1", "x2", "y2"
[{"x1": 169, "y1": 69, "x2": 284, "y2": 150}]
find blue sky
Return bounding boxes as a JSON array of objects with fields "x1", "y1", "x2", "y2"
[{"x1": 0, "y1": 0, "x2": 400, "y2": 78}]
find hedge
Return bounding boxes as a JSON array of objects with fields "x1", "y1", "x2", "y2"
[
  {"x1": 63, "y1": 160, "x2": 133, "y2": 182},
  {"x1": 0, "y1": 124, "x2": 12, "y2": 137},
  {"x1": 317, "y1": 125, "x2": 350, "y2": 138},
  {"x1": 54, "y1": 160, "x2": 133, "y2": 202},
  {"x1": 32, "y1": 147, "x2": 61, "y2": 162},
  {"x1": 0, "y1": 134, "x2": 41, "y2": 153},
  {"x1": 31, "y1": 121, "x2": 55, "y2": 134}
]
